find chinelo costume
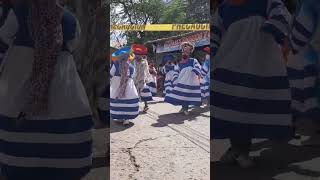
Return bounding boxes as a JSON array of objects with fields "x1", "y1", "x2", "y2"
[
  {"x1": 132, "y1": 44, "x2": 153, "y2": 112},
  {"x1": 211, "y1": 0, "x2": 292, "y2": 168},
  {"x1": 146, "y1": 63, "x2": 157, "y2": 97},
  {"x1": 110, "y1": 47, "x2": 139, "y2": 125},
  {"x1": 0, "y1": 1, "x2": 93, "y2": 179},
  {"x1": 200, "y1": 47, "x2": 210, "y2": 105},
  {"x1": 165, "y1": 42, "x2": 202, "y2": 115},
  {"x1": 287, "y1": 0, "x2": 320, "y2": 132},
  {"x1": 162, "y1": 54, "x2": 178, "y2": 97}
]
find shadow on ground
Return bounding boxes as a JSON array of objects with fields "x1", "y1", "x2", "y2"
[
  {"x1": 151, "y1": 107, "x2": 210, "y2": 128},
  {"x1": 212, "y1": 132, "x2": 320, "y2": 180},
  {"x1": 110, "y1": 120, "x2": 134, "y2": 133}
]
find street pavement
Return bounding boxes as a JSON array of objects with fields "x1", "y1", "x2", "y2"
[
  {"x1": 110, "y1": 97, "x2": 210, "y2": 180},
  {"x1": 211, "y1": 119, "x2": 320, "y2": 180}
]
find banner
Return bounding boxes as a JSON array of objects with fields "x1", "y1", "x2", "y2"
[
  {"x1": 111, "y1": 24, "x2": 210, "y2": 31},
  {"x1": 155, "y1": 31, "x2": 210, "y2": 53}
]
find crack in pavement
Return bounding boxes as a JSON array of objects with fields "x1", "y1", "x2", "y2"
[{"x1": 121, "y1": 135, "x2": 174, "y2": 179}]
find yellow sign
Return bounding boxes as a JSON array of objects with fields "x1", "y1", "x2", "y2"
[{"x1": 111, "y1": 24, "x2": 210, "y2": 31}]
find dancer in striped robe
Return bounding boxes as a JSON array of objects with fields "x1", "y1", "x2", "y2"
[
  {"x1": 146, "y1": 62, "x2": 157, "y2": 97},
  {"x1": 165, "y1": 42, "x2": 202, "y2": 115},
  {"x1": 0, "y1": 1, "x2": 93, "y2": 179},
  {"x1": 162, "y1": 54, "x2": 177, "y2": 97},
  {"x1": 132, "y1": 44, "x2": 153, "y2": 112},
  {"x1": 110, "y1": 47, "x2": 139, "y2": 125},
  {"x1": 287, "y1": 0, "x2": 320, "y2": 132},
  {"x1": 211, "y1": 0, "x2": 292, "y2": 168},
  {"x1": 200, "y1": 47, "x2": 210, "y2": 106}
]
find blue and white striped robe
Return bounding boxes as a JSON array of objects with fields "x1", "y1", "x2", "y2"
[
  {"x1": 165, "y1": 58, "x2": 202, "y2": 106},
  {"x1": 0, "y1": 7, "x2": 93, "y2": 179},
  {"x1": 200, "y1": 59, "x2": 210, "y2": 100},
  {"x1": 110, "y1": 62, "x2": 140, "y2": 120},
  {"x1": 162, "y1": 64, "x2": 177, "y2": 96},
  {"x1": 146, "y1": 78, "x2": 157, "y2": 97},
  {"x1": 287, "y1": 0, "x2": 320, "y2": 120},
  {"x1": 211, "y1": 0, "x2": 293, "y2": 139}
]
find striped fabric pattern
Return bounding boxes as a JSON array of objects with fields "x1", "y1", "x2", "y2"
[
  {"x1": 163, "y1": 65, "x2": 177, "y2": 96},
  {"x1": 212, "y1": 69, "x2": 292, "y2": 138},
  {"x1": 110, "y1": 98, "x2": 139, "y2": 119},
  {"x1": 146, "y1": 81, "x2": 157, "y2": 96},
  {"x1": 172, "y1": 70, "x2": 179, "y2": 84},
  {"x1": 0, "y1": 8, "x2": 93, "y2": 179},
  {"x1": 140, "y1": 86, "x2": 153, "y2": 101},
  {"x1": 211, "y1": 1, "x2": 292, "y2": 139},
  {"x1": 290, "y1": 0, "x2": 318, "y2": 54},
  {"x1": 163, "y1": 80, "x2": 172, "y2": 95},
  {"x1": 287, "y1": 0, "x2": 320, "y2": 119},
  {"x1": 0, "y1": 115, "x2": 93, "y2": 179},
  {"x1": 110, "y1": 63, "x2": 139, "y2": 120},
  {"x1": 261, "y1": 0, "x2": 291, "y2": 45},
  {"x1": 200, "y1": 80, "x2": 210, "y2": 99},
  {"x1": 165, "y1": 58, "x2": 202, "y2": 106},
  {"x1": 201, "y1": 60, "x2": 210, "y2": 99},
  {"x1": 287, "y1": 47, "x2": 320, "y2": 119}
]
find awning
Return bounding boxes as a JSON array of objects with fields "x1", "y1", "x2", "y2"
[{"x1": 145, "y1": 31, "x2": 209, "y2": 53}]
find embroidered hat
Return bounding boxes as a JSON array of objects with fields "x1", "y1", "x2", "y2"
[
  {"x1": 180, "y1": 41, "x2": 195, "y2": 52},
  {"x1": 131, "y1": 44, "x2": 148, "y2": 55},
  {"x1": 111, "y1": 47, "x2": 134, "y2": 62}
]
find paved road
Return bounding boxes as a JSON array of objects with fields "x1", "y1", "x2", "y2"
[
  {"x1": 211, "y1": 120, "x2": 320, "y2": 180},
  {"x1": 110, "y1": 97, "x2": 210, "y2": 180}
]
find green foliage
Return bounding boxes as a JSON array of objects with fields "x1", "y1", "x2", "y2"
[{"x1": 111, "y1": 0, "x2": 210, "y2": 47}]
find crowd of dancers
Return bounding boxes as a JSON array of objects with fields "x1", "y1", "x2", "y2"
[
  {"x1": 110, "y1": 42, "x2": 210, "y2": 125},
  {"x1": 211, "y1": 0, "x2": 320, "y2": 169}
]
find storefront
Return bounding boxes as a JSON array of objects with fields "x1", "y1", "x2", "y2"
[{"x1": 145, "y1": 31, "x2": 210, "y2": 65}]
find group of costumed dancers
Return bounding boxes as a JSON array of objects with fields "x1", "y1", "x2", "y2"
[
  {"x1": 211, "y1": 0, "x2": 320, "y2": 169},
  {"x1": 110, "y1": 42, "x2": 210, "y2": 125}
]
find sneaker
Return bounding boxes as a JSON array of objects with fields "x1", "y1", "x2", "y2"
[
  {"x1": 123, "y1": 120, "x2": 130, "y2": 125},
  {"x1": 184, "y1": 110, "x2": 190, "y2": 115},
  {"x1": 236, "y1": 155, "x2": 255, "y2": 168},
  {"x1": 220, "y1": 148, "x2": 237, "y2": 164}
]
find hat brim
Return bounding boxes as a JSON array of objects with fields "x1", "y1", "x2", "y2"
[{"x1": 180, "y1": 42, "x2": 195, "y2": 52}]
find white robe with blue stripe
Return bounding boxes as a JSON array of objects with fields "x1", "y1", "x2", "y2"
[
  {"x1": 0, "y1": 8, "x2": 93, "y2": 179},
  {"x1": 162, "y1": 64, "x2": 177, "y2": 96},
  {"x1": 165, "y1": 58, "x2": 202, "y2": 106},
  {"x1": 287, "y1": 0, "x2": 320, "y2": 120},
  {"x1": 200, "y1": 60, "x2": 210, "y2": 100},
  {"x1": 146, "y1": 75, "x2": 157, "y2": 97},
  {"x1": 211, "y1": 0, "x2": 292, "y2": 139},
  {"x1": 110, "y1": 62, "x2": 139, "y2": 120}
]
